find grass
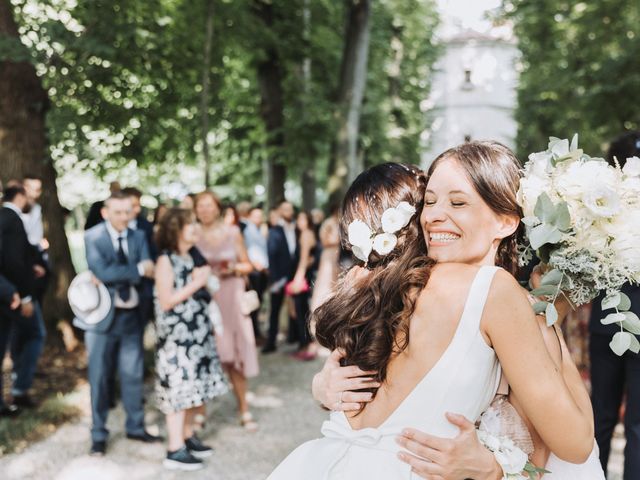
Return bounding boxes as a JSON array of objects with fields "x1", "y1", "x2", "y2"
[{"x1": 0, "y1": 395, "x2": 80, "y2": 456}]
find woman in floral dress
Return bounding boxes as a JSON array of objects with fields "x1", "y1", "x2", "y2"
[{"x1": 155, "y1": 208, "x2": 228, "y2": 471}]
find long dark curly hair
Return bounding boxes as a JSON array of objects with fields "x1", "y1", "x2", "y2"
[
  {"x1": 427, "y1": 141, "x2": 524, "y2": 276},
  {"x1": 314, "y1": 163, "x2": 434, "y2": 404}
]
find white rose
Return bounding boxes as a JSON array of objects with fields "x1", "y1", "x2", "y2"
[
  {"x1": 477, "y1": 430, "x2": 501, "y2": 451},
  {"x1": 495, "y1": 445, "x2": 528, "y2": 475},
  {"x1": 549, "y1": 137, "x2": 569, "y2": 158},
  {"x1": 348, "y1": 220, "x2": 373, "y2": 263},
  {"x1": 623, "y1": 156, "x2": 640, "y2": 177},
  {"x1": 396, "y1": 201, "x2": 416, "y2": 219},
  {"x1": 555, "y1": 160, "x2": 619, "y2": 203},
  {"x1": 372, "y1": 233, "x2": 397, "y2": 256},
  {"x1": 582, "y1": 186, "x2": 621, "y2": 218},
  {"x1": 517, "y1": 175, "x2": 549, "y2": 218},
  {"x1": 381, "y1": 207, "x2": 409, "y2": 233}
]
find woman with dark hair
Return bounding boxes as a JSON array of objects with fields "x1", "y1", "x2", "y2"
[
  {"x1": 311, "y1": 144, "x2": 604, "y2": 478},
  {"x1": 154, "y1": 208, "x2": 228, "y2": 471},
  {"x1": 288, "y1": 211, "x2": 318, "y2": 360},
  {"x1": 269, "y1": 158, "x2": 596, "y2": 479},
  {"x1": 310, "y1": 203, "x2": 340, "y2": 313}
]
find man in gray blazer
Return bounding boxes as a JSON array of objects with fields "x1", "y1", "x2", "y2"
[{"x1": 77, "y1": 192, "x2": 160, "y2": 455}]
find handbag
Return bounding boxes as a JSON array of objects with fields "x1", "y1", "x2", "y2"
[
  {"x1": 240, "y1": 289, "x2": 261, "y2": 316},
  {"x1": 285, "y1": 278, "x2": 310, "y2": 296}
]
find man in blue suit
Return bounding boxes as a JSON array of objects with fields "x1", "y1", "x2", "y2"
[
  {"x1": 263, "y1": 201, "x2": 297, "y2": 353},
  {"x1": 77, "y1": 192, "x2": 160, "y2": 455},
  {"x1": 589, "y1": 131, "x2": 640, "y2": 480}
]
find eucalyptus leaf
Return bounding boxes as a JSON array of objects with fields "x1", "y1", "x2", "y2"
[
  {"x1": 601, "y1": 292, "x2": 621, "y2": 311},
  {"x1": 629, "y1": 335, "x2": 640, "y2": 354},
  {"x1": 619, "y1": 292, "x2": 632, "y2": 311},
  {"x1": 545, "y1": 303, "x2": 558, "y2": 326},
  {"x1": 529, "y1": 223, "x2": 562, "y2": 250},
  {"x1": 534, "y1": 193, "x2": 555, "y2": 223},
  {"x1": 569, "y1": 133, "x2": 579, "y2": 151},
  {"x1": 553, "y1": 202, "x2": 571, "y2": 231},
  {"x1": 622, "y1": 312, "x2": 640, "y2": 335},
  {"x1": 531, "y1": 285, "x2": 557, "y2": 297},
  {"x1": 521, "y1": 216, "x2": 539, "y2": 227},
  {"x1": 610, "y1": 331, "x2": 632, "y2": 356},
  {"x1": 540, "y1": 269, "x2": 563, "y2": 286},
  {"x1": 532, "y1": 301, "x2": 548, "y2": 314},
  {"x1": 601, "y1": 312, "x2": 626, "y2": 325}
]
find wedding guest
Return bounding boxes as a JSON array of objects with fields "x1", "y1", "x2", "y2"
[
  {"x1": 268, "y1": 207, "x2": 280, "y2": 228},
  {"x1": 0, "y1": 183, "x2": 42, "y2": 408},
  {"x1": 589, "y1": 131, "x2": 640, "y2": 479},
  {"x1": 195, "y1": 191, "x2": 259, "y2": 431},
  {"x1": 310, "y1": 204, "x2": 340, "y2": 312},
  {"x1": 236, "y1": 201, "x2": 252, "y2": 234},
  {"x1": 122, "y1": 187, "x2": 156, "y2": 326},
  {"x1": 243, "y1": 206, "x2": 269, "y2": 343},
  {"x1": 264, "y1": 201, "x2": 296, "y2": 353},
  {"x1": 154, "y1": 208, "x2": 228, "y2": 471},
  {"x1": 85, "y1": 181, "x2": 121, "y2": 230},
  {"x1": 288, "y1": 211, "x2": 318, "y2": 361},
  {"x1": 79, "y1": 192, "x2": 160, "y2": 456},
  {"x1": 153, "y1": 203, "x2": 168, "y2": 228},
  {"x1": 0, "y1": 181, "x2": 23, "y2": 416},
  {"x1": 223, "y1": 205, "x2": 240, "y2": 227},
  {"x1": 179, "y1": 193, "x2": 196, "y2": 212}
]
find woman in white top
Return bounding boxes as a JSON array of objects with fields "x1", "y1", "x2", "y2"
[
  {"x1": 313, "y1": 143, "x2": 605, "y2": 479},
  {"x1": 269, "y1": 159, "x2": 595, "y2": 479}
]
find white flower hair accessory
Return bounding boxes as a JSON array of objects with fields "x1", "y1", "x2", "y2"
[{"x1": 347, "y1": 201, "x2": 416, "y2": 264}]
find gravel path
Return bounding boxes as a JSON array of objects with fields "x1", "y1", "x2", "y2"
[
  {"x1": 0, "y1": 346, "x2": 625, "y2": 480},
  {"x1": 0, "y1": 347, "x2": 326, "y2": 480}
]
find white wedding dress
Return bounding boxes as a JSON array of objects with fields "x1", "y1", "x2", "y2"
[{"x1": 268, "y1": 266, "x2": 502, "y2": 479}]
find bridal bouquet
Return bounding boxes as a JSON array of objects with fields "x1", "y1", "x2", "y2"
[{"x1": 517, "y1": 135, "x2": 640, "y2": 355}]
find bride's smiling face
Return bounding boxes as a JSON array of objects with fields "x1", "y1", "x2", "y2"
[{"x1": 420, "y1": 156, "x2": 517, "y2": 266}]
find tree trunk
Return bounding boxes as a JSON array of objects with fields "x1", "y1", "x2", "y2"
[
  {"x1": 254, "y1": 0, "x2": 286, "y2": 209},
  {"x1": 300, "y1": 0, "x2": 316, "y2": 211},
  {"x1": 0, "y1": 0, "x2": 76, "y2": 330},
  {"x1": 201, "y1": 0, "x2": 215, "y2": 188},
  {"x1": 327, "y1": 0, "x2": 371, "y2": 206}
]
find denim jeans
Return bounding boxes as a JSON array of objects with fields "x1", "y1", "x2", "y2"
[{"x1": 10, "y1": 301, "x2": 46, "y2": 395}]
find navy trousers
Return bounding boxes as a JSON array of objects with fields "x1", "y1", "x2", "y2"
[
  {"x1": 0, "y1": 313, "x2": 14, "y2": 407},
  {"x1": 85, "y1": 308, "x2": 145, "y2": 442},
  {"x1": 590, "y1": 333, "x2": 640, "y2": 479},
  {"x1": 10, "y1": 301, "x2": 46, "y2": 395}
]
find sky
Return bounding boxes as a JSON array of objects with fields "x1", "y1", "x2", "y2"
[{"x1": 437, "y1": 0, "x2": 503, "y2": 36}]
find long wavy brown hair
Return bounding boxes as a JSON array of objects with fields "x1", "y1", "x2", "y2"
[
  {"x1": 427, "y1": 141, "x2": 524, "y2": 276},
  {"x1": 314, "y1": 163, "x2": 434, "y2": 400}
]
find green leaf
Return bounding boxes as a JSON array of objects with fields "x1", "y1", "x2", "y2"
[
  {"x1": 531, "y1": 285, "x2": 557, "y2": 297},
  {"x1": 529, "y1": 223, "x2": 562, "y2": 250},
  {"x1": 629, "y1": 335, "x2": 640, "y2": 354},
  {"x1": 622, "y1": 312, "x2": 640, "y2": 335},
  {"x1": 619, "y1": 292, "x2": 632, "y2": 311},
  {"x1": 534, "y1": 193, "x2": 555, "y2": 223},
  {"x1": 540, "y1": 268, "x2": 563, "y2": 286},
  {"x1": 532, "y1": 301, "x2": 548, "y2": 314},
  {"x1": 601, "y1": 292, "x2": 621, "y2": 311},
  {"x1": 610, "y1": 331, "x2": 632, "y2": 356},
  {"x1": 553, "y1": 202, "x2": 571, "y2": 231},
  {"x1": 569, "y1": 133, "x2": 579, "y2": 151},
  {"x1": 546, "y1": 303, "x2": 558, "y2": 326},
  {"x1": 521, "y1": 216, "x2": 539, "y2": 227},
  {"x1": 601, "y1": 312, "x2": 626, "y2": 325}
]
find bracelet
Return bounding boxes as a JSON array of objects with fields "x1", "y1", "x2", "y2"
[{"x1": 476, "y1": 428, "x2": 547, "y2": 479}]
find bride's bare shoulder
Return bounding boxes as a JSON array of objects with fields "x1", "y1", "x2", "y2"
[{"x1": 423, "y1": 263, "x2": 480, "y2": 300}]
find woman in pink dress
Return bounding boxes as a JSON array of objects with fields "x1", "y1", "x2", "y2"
[{"x1": 194, "y1": 191, "x2": 260, "y2": 431}]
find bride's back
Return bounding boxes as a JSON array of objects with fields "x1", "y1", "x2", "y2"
[{"x1": 347, "y1": 262, "x2": 494, "y2": 431}]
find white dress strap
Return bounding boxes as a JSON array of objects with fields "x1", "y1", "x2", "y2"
[{"x1": 458, "y1": 266, "x2": 500, "y2": 335}]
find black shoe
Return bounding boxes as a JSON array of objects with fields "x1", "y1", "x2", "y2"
[
  {"x1": 12, "y1": 394, "x2": 37, "y2": 408},
  {"x1": 0, "y1": 404, "x2": 20, "y2": 417},
  {"x1": 261, "y1": 345, "x2": 277, "y2": 354},
  {"x1": 163, "y1": 446, "x2": 203, "y2": 471},
  {"x1": 185, "y1": 435, "x2": 213, "y2": 459},
  {"x1": 126, "y1": 431, "x2": 163, "y2": 443},
  {"x1": 90, "y1": 440, "x2": 106, "y2": 456}
]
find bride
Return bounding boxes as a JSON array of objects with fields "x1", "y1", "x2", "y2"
[
  {"x1": 312, "y1": 142, "x2": 605, "y2": 479},
  {"x1": 268, "y1": 156, "x2": 595, "y2": 479}
]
